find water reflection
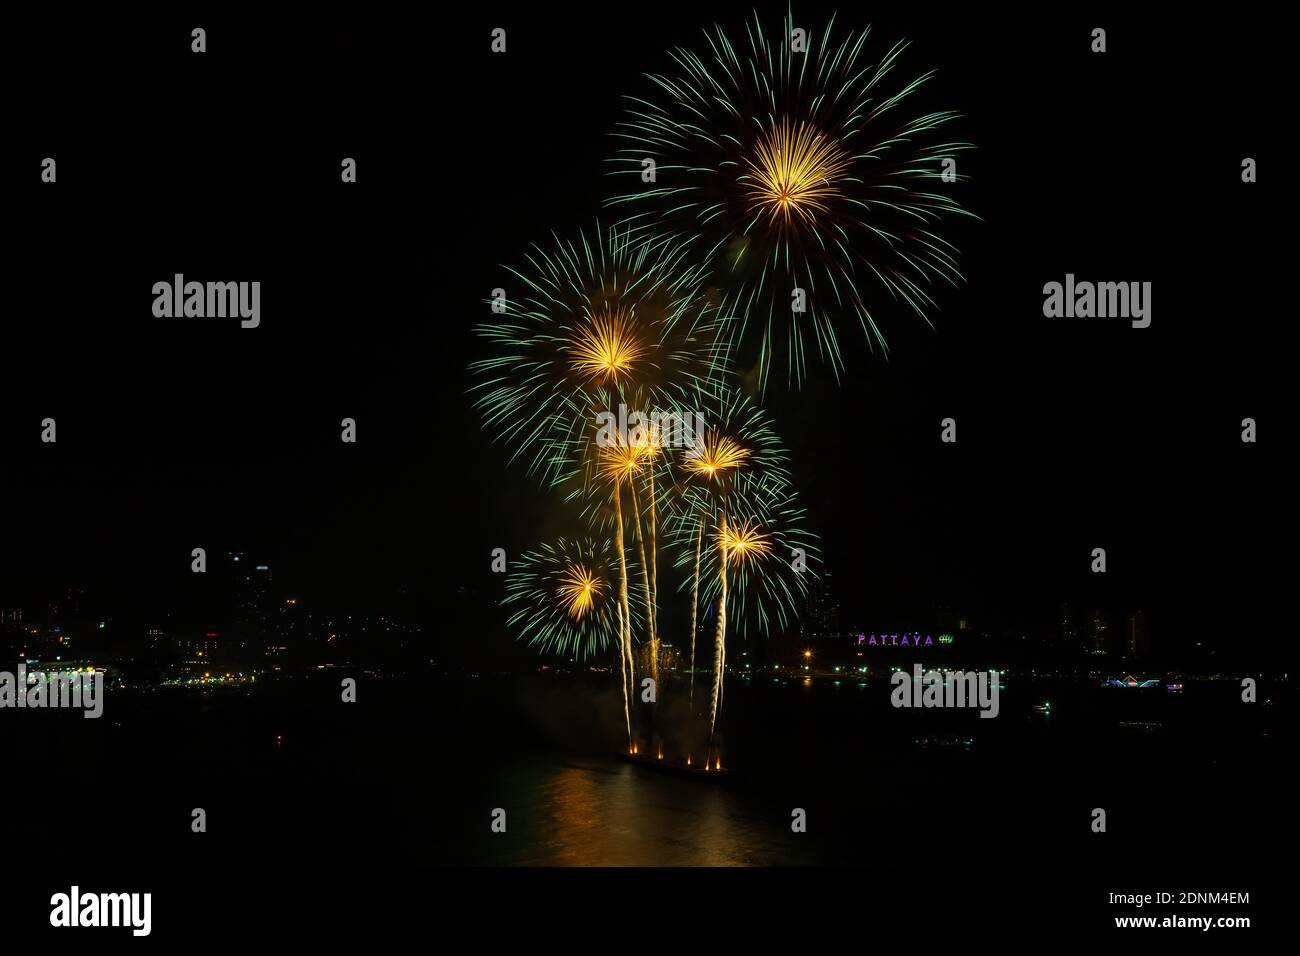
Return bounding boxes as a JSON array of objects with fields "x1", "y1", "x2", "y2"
[{"x1": 497, "y1": 757, "x2": 814, "y2": 866}]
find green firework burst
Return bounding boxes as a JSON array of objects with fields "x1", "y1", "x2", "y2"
[
  {"x1": 470, "y1": 223, "x2": 730, "y2": 488},
  {"x1": 673, "y1": 472, "x2": 819, "y2": 639},
  {"x1": 606, "y1": 7, "x2": 977, "y2": 390},
  {"x1": 501, "y1": 537, "x2": 642, "y2": 659}
]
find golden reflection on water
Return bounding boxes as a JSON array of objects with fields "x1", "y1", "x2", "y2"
[{"x1": 522, "y1": 759, "x2": 786, "y2": 866}]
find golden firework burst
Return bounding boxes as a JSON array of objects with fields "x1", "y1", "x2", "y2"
[
  {"x1": 743, "y1": 119, "x2": 849, "y2": 227},
  {"x1": 683, "y1": 431, "x2": 751, "y2": 480},
  {"x1": 557, "y1": 563, "x2": 603, "y2": 620},
  {"x1": 569, "y1": 309, "x2": 644, "y2": 384},
  {"x1": 718, "y1": 519, "x2": 772, "y2": 565},
  {"x1": 597, "y1": 438, "x2": 651, "y2": 484}
]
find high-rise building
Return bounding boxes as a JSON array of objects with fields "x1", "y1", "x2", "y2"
[
  {"x1": 1123, "y1": 610, "x2": 1150, "y2": 658},
  {"x1": 800, "y1": 572, "x2": 840, "y2": 641},
  {"x1": 1059, "y1": 603, "x2": 1080, "y2": 645},
  {"x1": 232, "y1": 557, "x2": 273, "y2": 642},
  {"x1": 1084, "y1": 608, "x2": 1111, "y2": 655}
]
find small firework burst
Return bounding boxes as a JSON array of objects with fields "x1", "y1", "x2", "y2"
[
  {"x1": 664, "y1": 382, "x2": 792, "y2": 537},
  {"x1": 687, "y1": 473, "x2": 820, "y2": 640},
  {"x1": 502, "y1": 537, "x2": 639, "y2": 659}
]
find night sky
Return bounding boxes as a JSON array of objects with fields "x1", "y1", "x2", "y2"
[{"x1": 0, "y1": 6, "x2": 1279, "y2": 663}]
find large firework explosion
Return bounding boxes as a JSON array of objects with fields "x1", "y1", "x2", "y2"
[{"x1": 606, "y1": 8, "x2": 976, "y2": 389}]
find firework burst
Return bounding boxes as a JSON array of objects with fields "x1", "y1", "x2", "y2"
[
  {"x1": 606, "y1": 8, "x2": 976, "y2": 389},
  {"x1": 470, "y1": 223, "x2": 728, "y2": 488},
  {"x1": 662, "y1": 384, "x2": 791, "y2": 702},
  {"x1": 677, "y1": 472, "x2": 820, "y2": 738},
  {"x1": 690, "y1": 474, "x2": 819, "y2": 639},
  {"x1": 502, "y1": 537, "x2": 633, "y2": 659}
]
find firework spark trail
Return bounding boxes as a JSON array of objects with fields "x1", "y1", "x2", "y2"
[
  {"x1": 689, "y1": 518, "x2": 703, "y2": 704},
  {"x1": 634, "y1": 420, "x2": 670, "y2": 691},
  {"x1": 616, "y1": 598, "x2": 630, "y2": 742},
  {"x1": 628, "y1": 474, "x2": 655, "y2": 683},
  {"x1": 646, "y1": 462, "x2": 660, "y2": 687},
  {"x1": 606, "y1": 436, "x2": 642, "y2": 744},
  {"x1": 709, "y1": 515, "x2": 729, "y2": 740},
  {"x1": 709, "y1": 517, "x2": 777, "y2": 737},
  {"x1": 613, "y1": 484, "x2": 633, "y2": 746},
  {"x1": 627, "y1": 424, "x2": 661, "y2": 683}
]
